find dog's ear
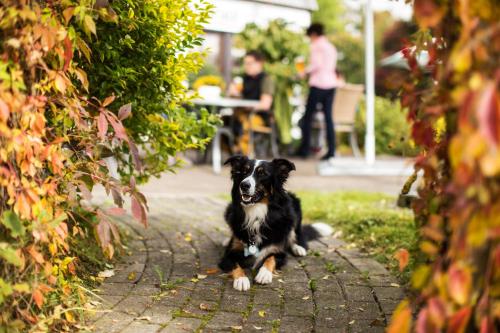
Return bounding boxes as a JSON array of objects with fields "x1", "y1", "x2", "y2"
[
  {"x1": 224, "y1": 155, "x2": 247, "y2": 167},
  {"x1": 272, "y1": 158, "x2": 296, "y2": 183}
]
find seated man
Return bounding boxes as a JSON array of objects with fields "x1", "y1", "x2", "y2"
[{"x1": 229, "y1": 50, "x2": 275, "y2": 155}]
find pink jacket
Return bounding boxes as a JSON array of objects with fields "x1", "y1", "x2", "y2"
[{"x1": 306, "y1": 36, "x2": 339, "y2": 89}]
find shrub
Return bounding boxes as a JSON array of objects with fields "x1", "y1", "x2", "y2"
[
  {"x1": 354, "y1": 97, "x2": 419, "y2": 156},
  {"x1": 80, "y1": 0, "x2": 219, "y2": 181},
  {"x1": 389, "y1": 0, "x2": 500, "y2": 331},
  {"x1": 0, "y1": 0, "x2": 214, "y2": 331}
]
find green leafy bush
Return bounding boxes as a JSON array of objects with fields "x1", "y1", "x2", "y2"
[
  {"x1": 80, "y1": 0, "x2": 219, "y2": 181},
  {"x1": 355, "y1": 97, "x2": 418, "y2": 156}
]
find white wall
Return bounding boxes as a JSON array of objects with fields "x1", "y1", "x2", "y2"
[{"x1": 205, "y1": 0, "x2": 312, "y2": 33}]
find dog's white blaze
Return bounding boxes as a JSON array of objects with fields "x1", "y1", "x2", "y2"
[
  {"x1": 312, "y1": 223, "x2": 334, "y2": 237},
  {"x1": 241, "y1": 160, "x2": 262, "y2": 196}
]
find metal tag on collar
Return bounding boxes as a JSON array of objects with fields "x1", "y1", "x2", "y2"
[{"x1": 244, "y1": 241, "x2": 260, "y2": 257}]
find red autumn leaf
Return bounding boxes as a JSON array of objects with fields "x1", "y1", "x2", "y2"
[
  {"x1": 477, "y1": 82, "x2": 499, "y2": 147},
  {"x1": 97, "y1": 112, "x2": 108, "y2": 140},
  {"x1": 447, "y1": 307, "x2": 471, "y2": 333},
  {"x1": 131, "y1": 196, "x2": 147, "y2": 227},
  {"x1": 63, "y1": 36, "x2": 73, "y2": 71},
  {"x1": 32, "y1": 289, "x2": 44, "y2": 309},
  {"x1": 118, "y1": 103, "x2": 132, "y2": 120},
  {"x1": 394, "y1": 249, "x2": 410, "y2": 271},
  {"x1": 128, "y1": 140, "x2": 142, "y2": 171},
  {"x1": 428, "y1": 297, "x2": 446, "y2": 328},
  {"x1": 106, "y1": 114, "x2": 127, "y2": 140},
  {"x1": 448, "y1": 265, "x2": 471, "y2": 305}
]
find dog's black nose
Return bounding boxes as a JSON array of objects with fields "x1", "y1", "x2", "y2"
[{"x1": 240, "y1": 181, "x2": 250, "y2": 192}]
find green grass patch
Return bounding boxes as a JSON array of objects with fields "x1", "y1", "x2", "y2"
[{"x1": 298, "y1": 191, "x2": 419, "y2": 282}]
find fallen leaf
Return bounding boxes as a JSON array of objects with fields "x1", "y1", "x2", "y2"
[
  {"x1": 278, "y1": 279, "x2": 284, "y2": 283},
  {"x1": 322, "y1": 275, "x2": 330, "y2": 280},
  {"x1": 199, "y1": 303, "x2": 210, "y2": 311},
  {"x1": 128, "y1": 272, "x2": 137, "y2": 281},
  {"x1": 135, "y1": 316, "x2": 151, "y2": 321},
  {"x1": 302, "y1": 296, "x2": 310, "y2": 300},
  {"x1": 206, "y1": 268, "x2": 219, "y2": 274},
  {"x1": 390, "y1": 283, "x2": 401, "y2": 288},
  {"x1": 197, "y1": 274, "x2": 207, "y2": 279},
  {"x1": 349, "y1": 320, "x2": 355, "y2": 325},
  {"x1": 253, "y1": 326, "x2": 263, "y2": 330},
  {"x1": 184, "y1": 233, "x2": 192, "y2": 242},
  {"x1": 160, "y1": 249, "x2": 170, "y2": 254},
  {"x1": 231, "y1": 326, "x2": 243, "y2": 330},
  {"x1": 258, "y1": 310, "x2": 266, "y2": 318},
  {"x1": 98, "y1": 269, "x2": 115, "y2": 278},
  {"x1": 190, "y1": 278, "x2": 199, "y2": 283}
]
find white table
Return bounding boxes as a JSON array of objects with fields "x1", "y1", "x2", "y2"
[
  {"x1": 192, "y1": 97, "x2": 261, "y2": 173},
  {"x1": 192, "y1": 97, "x2": 260, "y2": 109}
]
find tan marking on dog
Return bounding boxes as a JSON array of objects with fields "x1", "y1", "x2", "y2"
[
  {"x1": 231, "y1": 237, "x2": 244, "y2": 251},
  {"x1": 263, "y1": 255, "x2": 276, "y2": 273},
  {"x1": 232, "y1": 265, "x2": 246, "y2": 279}
]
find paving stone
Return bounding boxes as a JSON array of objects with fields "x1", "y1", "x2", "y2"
[
  {"x1": 283, "y1": 299, "x2": 314, "y2": 317},
  {"x1": 348, "y1": 258, "x2": 389, "y2": 276},
  {"x1": 343, "y1": 285, "x2": 375, "y2": 302},
  {"x1": 159, "y1": 317, "x2": 202, "y2": 332},
  {"x1": 91, "y1": 311, "x2": 135, "y2": 333},
  {"x1": 140, "y1": 304, "x2": 176, "y2": 324},
  {"x1": 219, "y1": 293, "x2": 251, "y2": 312},
  {"x1": 204, "y1": 311, "x2": 244, "y2": 332},
  {"x1": 183, "y1": 300, "x2": 218, "y2": 316},
  {"x1": 95, "y1": 282, "x2": 133, "y2": 296},
  {"x1": 372, "y1": 286, "x2": 405, "y2": 300},
  {"x1": 348, "y1": 301, "x2": 383, "y2": 320},
  {"x1": 120, "y1": 322, "x2": 161, "y2": 333},
  {"x1": 279, "y1": 316, "x2": 313, "y2": 333},
  {"x1": 113, "y1": 295, "x2": 153, "y2": 314},
  {"x1": 349, "y1": 319, "x2": 386, "y2": 333},
  {"x1": 253, "y1": 287, "x2": 282, "y2": 306}
]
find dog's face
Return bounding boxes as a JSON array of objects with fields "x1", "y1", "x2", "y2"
[{"x1": 224, "y1": 156, "x2": 295, "y2": 205}]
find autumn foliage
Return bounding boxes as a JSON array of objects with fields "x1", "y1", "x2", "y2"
[
  {"x1": 389, "y1": 0, "x2": 500, "y2": 332},
  {"x1": 0, "y1": 0, "x2": 213, "y2": 331}
]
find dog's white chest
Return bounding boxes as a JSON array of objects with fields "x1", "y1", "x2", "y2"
[{"x1": 243, "y1": 203, "x2": 268, "y2": 243}]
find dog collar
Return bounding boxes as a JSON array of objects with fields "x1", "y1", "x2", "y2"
[{"x1": 244, "y1": 243, "x2": 260, "y2": 257}]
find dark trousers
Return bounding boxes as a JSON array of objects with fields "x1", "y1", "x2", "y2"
[{"x1": 299, "y1": 87, "x2": 336, "y2": 157}]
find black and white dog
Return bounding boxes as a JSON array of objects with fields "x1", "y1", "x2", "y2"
[{"x1": 219, "y1": 156, "x2": 333, "y2": 291}]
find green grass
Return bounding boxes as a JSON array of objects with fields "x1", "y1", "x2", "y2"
[{"x1": 298, "y1": 191, "x2": 419, "y2": 282}]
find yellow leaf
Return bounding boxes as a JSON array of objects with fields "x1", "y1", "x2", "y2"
[
  {"x1": 127, "y1": 271, "x2": 137, "y2": 281},
  {"x1": 84, "y1": 15, "x2": 96, "y2": 36},
  {"x1": 258, "y1": 310, "x2": 266, "y2": 318},
  {"x1": 184, "y1": 233, "x2": 192, "y2": 242},
  {"x1": 387, "y1": 300, "x2": 412, "y2": 333}
]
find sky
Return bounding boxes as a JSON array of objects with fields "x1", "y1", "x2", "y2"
[{"x1": 344, "y1": 0, "x2": 413, "y2": 21}]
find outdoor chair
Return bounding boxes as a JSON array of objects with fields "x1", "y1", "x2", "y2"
[
  {"x1": 312, "y1": 84, "x2": 364, "y2": 157},
  {"x1": 247, "y1": 112, "x2": 279, "y2": 159}
]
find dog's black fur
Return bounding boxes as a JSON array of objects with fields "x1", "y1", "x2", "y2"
[{"x1": 218, "y1": 156, "x2": 324, "y2": 274}]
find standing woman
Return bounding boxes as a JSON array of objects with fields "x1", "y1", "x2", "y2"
[{"x1": 297, "y1": 23, "x2": 340, "y2": 160}]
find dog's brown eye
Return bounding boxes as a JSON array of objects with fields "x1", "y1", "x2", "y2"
[{"x1": 257, "y1": 167, "x2": 266, "y2": 176}]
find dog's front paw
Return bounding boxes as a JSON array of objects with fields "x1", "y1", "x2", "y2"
[
  {"x1": 292, "y1": 244, "x2": 307, "y2": 257},
  {"x1": 255, "y1": 267, "x2": 273, "y2": 284},
  {"x1": 233, "y1": 276, "x2": 251, "y2": 291}
]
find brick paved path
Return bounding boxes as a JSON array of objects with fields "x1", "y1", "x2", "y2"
[{"x1": 85, "y1": 195, "x2": 404, "y2": 333}]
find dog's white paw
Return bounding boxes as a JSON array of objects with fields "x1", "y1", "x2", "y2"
[
  {"x1": 255, "y1": 267, "x2": 273, "y2": 284},
  {"x1": 233, "y1": 276, "x2": 251, "y2": 291},
  {"x1": 292, "y1": 244, "x2": 307, "y2": 257}
]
